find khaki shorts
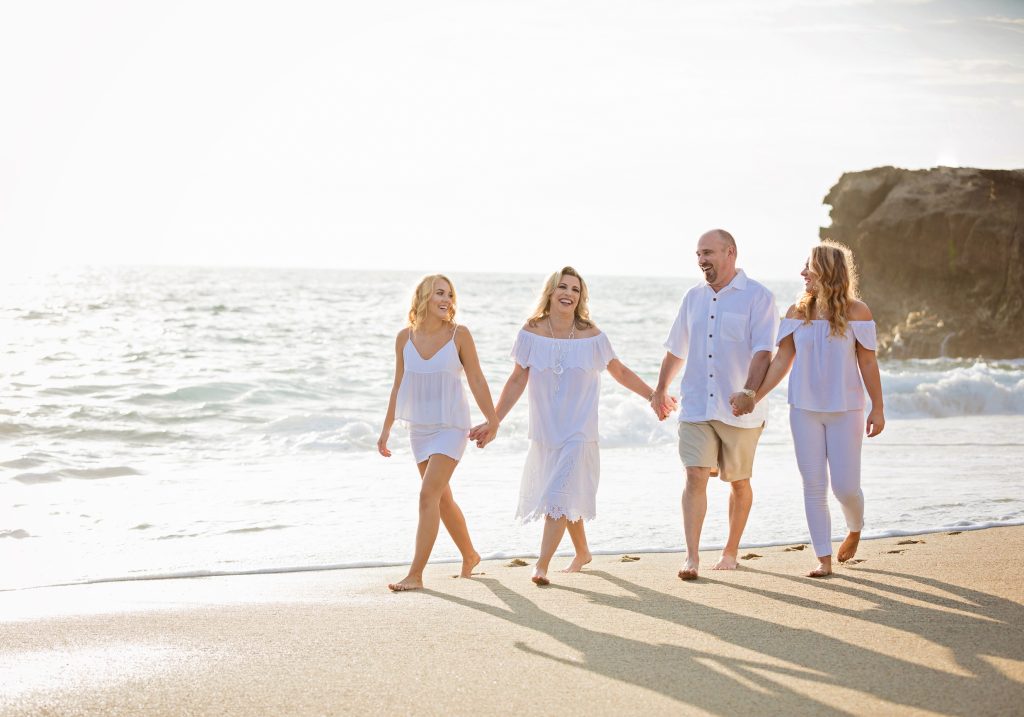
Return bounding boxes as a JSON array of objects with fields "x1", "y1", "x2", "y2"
[{"x1": 677, "y1": 420, "x2": 764, "y2": 482}]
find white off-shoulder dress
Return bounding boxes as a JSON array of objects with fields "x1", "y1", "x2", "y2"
[
  {"x1": 394, "y1": 328, "x2": 472, "y2": 463},
  {"x1": 511, "y1": 329, "x2": 618, "y2": 523},
  {"x1": 776, "y1": 319, "x2": 878, "y2": 411}
]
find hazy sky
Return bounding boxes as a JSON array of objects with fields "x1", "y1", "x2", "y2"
[{"x1": 3, "y1": 0, "x2": 1023, "y2": 279}]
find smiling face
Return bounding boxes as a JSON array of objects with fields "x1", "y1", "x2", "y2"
[
  {"x1": 429, "y1": 279, "x2": 454, "y2": 321},
  {"x1": 548, "y1": 274, "x2": 582, "y2": 317},
  {"x1": 696, "y1": 231, "x2": 736, "y2": 287},
  {"x1": 800, "y1": 260, "x2": 818, "y2": 293}
]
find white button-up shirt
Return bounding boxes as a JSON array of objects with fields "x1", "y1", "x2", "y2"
[{"x1": 663, "y1": 269, "x2": 779, "y2": 429}]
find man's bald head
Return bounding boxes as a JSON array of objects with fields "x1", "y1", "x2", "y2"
[{"x1": 700, "y1": 229, "x2": 737, "y2": 256}]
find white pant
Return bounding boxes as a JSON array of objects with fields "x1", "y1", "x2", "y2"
[{"x1": 789, "y1": 407, "x2": 865, "y2": 558}]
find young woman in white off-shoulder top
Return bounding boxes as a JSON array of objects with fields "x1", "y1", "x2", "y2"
[
  {"x1": 471, "y1": 267, "x2": 668, "y2": 586},
  {"x1": 378, "y1": 274, "x2": 500, "y2": 592},
  {"x1": 737, "y1": 241, "x2": 885, "y2": 577}
]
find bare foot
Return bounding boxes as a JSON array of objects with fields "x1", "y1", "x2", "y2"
[
  {"x1": 807, "y1": 557, "x2": 832, "y2": 578},
  {"x1": 561, "y1": 551, "x2": 592, "y2": 573},
  {"x1": 459, "y1": 552, "x2": 481, "y2": 577},
  {"x1": 837, "y1": 532, "x2": 861, "y2": 563},
  {"x1": 712, "y1": 552, "x2": 739, "y2": 570},
  {"x1": 531, "y1": 568, "x2": 550, "y2": 586},
  {"x1": 388, "y1": 575, "x2": 423, "y2": 592},
  {"x1": 678, "y1": 556, "x2": 699, "y2": 581}
]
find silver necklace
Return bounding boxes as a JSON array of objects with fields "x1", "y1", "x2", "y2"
[{"x1": 548, "y1": 316, "x2": 576, "y2": 378}]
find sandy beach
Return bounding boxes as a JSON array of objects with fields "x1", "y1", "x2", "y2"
[{"x1": 2, "y1": 526, "x2": 1023, "y2": 716}]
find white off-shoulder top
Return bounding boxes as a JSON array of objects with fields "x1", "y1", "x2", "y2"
[
  {"x1": 510, "y1": 329, "x2": 617, "y2": 445},
  {"x1": 394, "y1": 331, "x2": 471, "y2": 429},
  {"x1": 777, "y1": 319, "x2": 877, "y2": 412}
]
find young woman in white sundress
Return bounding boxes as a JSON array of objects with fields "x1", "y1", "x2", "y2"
[
  {"x1": 378, "y1": 274, "x2": 500, "y2": 592},
  {"x1": 733, "y1": 241, "x2": 885, "y2": 577},
  {"x1": 471, "y1": 267, "x2": 671, "y2": 586}
]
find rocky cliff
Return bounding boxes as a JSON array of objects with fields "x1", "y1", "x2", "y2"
[{"x1": 820, "y1": 166, "x2": 1024, "y2": 359}]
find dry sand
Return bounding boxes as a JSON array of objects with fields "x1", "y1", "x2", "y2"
[{"x1": 2, "y1": 526, "x2": 1023, "y2": 716}]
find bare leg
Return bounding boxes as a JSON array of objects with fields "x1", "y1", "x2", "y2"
[
  {"x1": 561, "y1": 519, "x2": 592, "y2": 572},
  {"x1": 389, "y1": 454, "x2": 459, "y2": 592},
  {"x1": 808, "y1": 554, "x2": 833, "y2": 578},
  {"x1": 680, "y1": 467, "x2": 711, "y2": 579},
  {"x1": 413, "y1": 460, "x2": 480, "y2": 578},
  {"x1": 439, "y1": 486, "x2": 481, "y2": 576},
  {"x1": 837, "y1": 531, "x2": 861, "y2": 563},
  {"x1": 714, "y1": 478, "x2": 753, "y2": 570},
  {"x1": 533, "y1": 516, "x2": 567, "y2": 585}
]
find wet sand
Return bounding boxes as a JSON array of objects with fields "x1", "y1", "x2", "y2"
[{"x1": 2, "y1": 526, "x2": 1023, "y2": 716}]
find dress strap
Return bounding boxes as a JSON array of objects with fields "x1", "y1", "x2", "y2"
[{"x1": 451, "y1": 323, "x2": 459, "y2": 340}]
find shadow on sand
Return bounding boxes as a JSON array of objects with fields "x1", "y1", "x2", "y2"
[{"x1": 430, "y1": 566, "x2": 1024, "y2": 716}]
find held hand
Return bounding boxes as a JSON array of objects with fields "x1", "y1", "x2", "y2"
[
  {"x1": 468, "y1": 422, "x2": 487, "y2": 442},
  {"x1": 377, "y1": 429, "x2": 391, "y2": 458},
  {"x1": 659, "y1": 395, "x2": 679, "y2": 421},
  {"x1": 650, "y1": 390, "x2": 678, "y2": 421},
  {"x1": 471, "y1": 421, "x2": 499, "y2": 448},
  {"x1": 866, "y1": 408, "x2": 885, "y2": 437},
  {"x1": 729, "y1": 392, "x2": 755, "y2": 416}
]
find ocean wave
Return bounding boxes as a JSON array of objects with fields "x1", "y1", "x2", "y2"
[
  {"x1": 11, "y1": 466, "x2": 142, "y2": 484},
  {"x1": 882, "y1": 362, "x2": 1024, "y2": 418},
  {"x1": 126, "y1": 382, "x2": 256, "y2": 404},
  {"x1": 260, "y1": 414, "x2": 378, "y2": 452},
  {"x1": 0, "y1": 529, "x2": 32, "y2": 539}
]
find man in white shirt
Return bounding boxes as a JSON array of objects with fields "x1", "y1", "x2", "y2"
[{"x1": 652, "y1": 229, "x2": 779, "y2": 580}]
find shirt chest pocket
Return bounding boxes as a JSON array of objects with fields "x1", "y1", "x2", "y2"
[{"x1": 721, "y1": 312, "x2": 747, "y2": 342}]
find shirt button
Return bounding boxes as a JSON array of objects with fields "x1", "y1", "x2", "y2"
[
  {"x1": 711, "y1": 315, "x2": 715, "y2": 319},
  {"x1": 708, "y1": 354, "x2": 712, "y2": 358},
  {"x1": 709, "y1": 334, "x2": 713, "y2": 338},
  {"x1": 709, "y1": 374, "x2": 713, "y2": 378},
  {"x1": 710, "y1": 393, "x2": 714, "y2": 397},
  {"x1": 713, "y1": 298, "x2": 717, "y2": 302}
]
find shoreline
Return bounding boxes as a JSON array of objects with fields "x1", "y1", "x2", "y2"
[
  {"x1": 3, "y1": 525, "x2": 1023, "y2": 716},
  {"x1": 7, "y1": 518, "x2": 1024, "y2": 593}
]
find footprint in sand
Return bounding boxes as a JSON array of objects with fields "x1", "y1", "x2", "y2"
[
  {"x1": 784, "y1": 545, "x2": 807, "y2": 552},
  {"x1": 620, "y1": 555, "x2": 641, "y2": 562},
  {"x1": 506, "y1": 559, "x2": 529, "y2": 567},
  {"x1": 843, "y1": 559, "x2": 866, "y2": 565},
  {"x1": 948, "y1": 531, "x2": 962, "y2": 536},
  {"x1": 887, "y1": 549, "x2": 907, "y2": 554},
  {"x1": 451, "y1": 572, "x2": 486, "y2": 578},
  {"x1": 897, "y1": 539, "x2": 925, "y2": 545},
  {"x1": 741, "y1": 553, "x2": 762, "y2": 560}
]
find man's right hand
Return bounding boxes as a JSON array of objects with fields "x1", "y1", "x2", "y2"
[{"x1": 650, "y1": 390, "x2": 678, "y2": 421}]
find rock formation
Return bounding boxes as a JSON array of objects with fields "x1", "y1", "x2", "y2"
[{"x1": 820, "y1": 166, "x2": 1024, "y2": 359}]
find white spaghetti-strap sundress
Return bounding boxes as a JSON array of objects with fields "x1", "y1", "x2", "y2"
[{"x1": 394, "y1": 326, "x2": 472, "y2": 463}]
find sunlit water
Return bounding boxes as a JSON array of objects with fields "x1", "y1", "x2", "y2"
[{"x1": 1, "y1": 267, "x2": 1022, "y2": 590}]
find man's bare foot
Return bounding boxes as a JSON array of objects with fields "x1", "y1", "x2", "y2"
[
  {"x1": 678, "y1": 557, "x2": 699, "y2": 581},
  {"x1": 807, "y1": 557, "x2": 832, "y2": 578},
  {"x1": 531, "y1": 568, "x2": 550, "y2": 586},
  {"x1": 837, "y1": 532, "x2": 861, "y2": 563},
  {"x1": 459, "y1": 552, "x2": 481, "y2": 577},
  {"x1": 712, "y1": 552, "x2": 739, "y2": 570},
  {"x1": 388, "y1": 575, "x2": 423, "y2": 592},
  {"x1": 561, "y1": 551, "x2": 592, "y2": 573}
]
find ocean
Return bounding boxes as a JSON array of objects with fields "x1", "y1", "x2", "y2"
[{"x1": 1, "y1": 266, "x2": 1022, "y2": 590}]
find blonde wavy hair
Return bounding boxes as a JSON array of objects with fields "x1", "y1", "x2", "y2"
[
  {"x1": 526, "y1": 266, "x2": 593, "y2": 330},
  {"x1": 407, "y1": 274, "x2": 456, "y2": 327},
  {"x1": 796, "y1": 240, "x2": 860, "y2": 337}
]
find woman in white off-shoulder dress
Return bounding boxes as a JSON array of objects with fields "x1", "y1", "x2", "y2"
[
  {"x1": 378, "y1": 274, "x2": 500, "y2": 592},
  {"x1": 472, "y1": 267, "x2": 668, "y2": 586},
  {"x1": 737, "y1": 242, "x2": 885, "y2": 577}
]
